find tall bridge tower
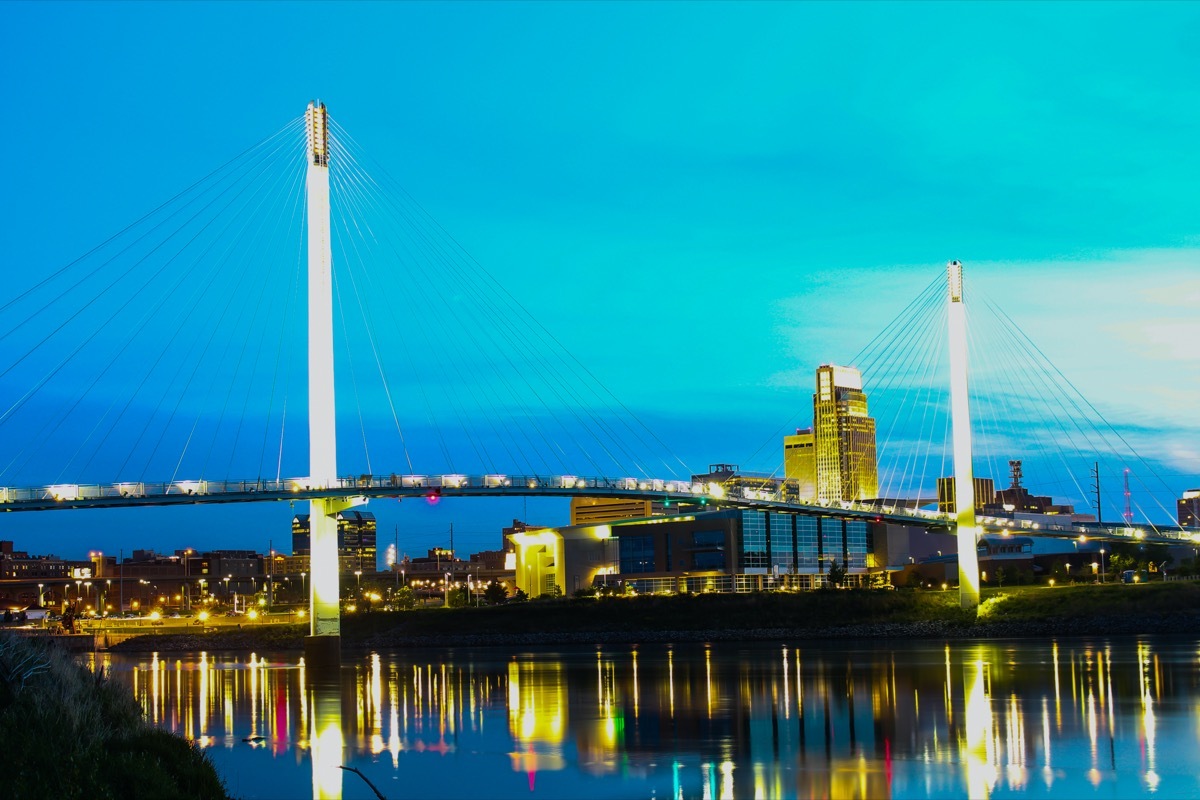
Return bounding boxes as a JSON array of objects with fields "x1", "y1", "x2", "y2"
[
  {"x1": 305, "y1": 100, "x2": 362, "y2": 663},
  {"x1": 947, "y1": 260, "x2": 980, "y2": 609}
]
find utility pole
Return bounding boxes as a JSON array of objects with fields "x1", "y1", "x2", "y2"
[
  {"x1": 1123, "y1": 468, "x2": 1132, "y2": 525},
  {"x1": 267, "y1": 538, "x2": 273, "y2": 607},
  {"x1": 1091, "y1": 462, "x2": 1102, "y2": 524}
]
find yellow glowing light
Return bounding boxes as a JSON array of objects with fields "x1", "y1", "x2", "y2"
[
  {"x1": 197, "y1": 611, "x2": 209, "y2": 622},
  {"x1": 706, "y1": 482, "x2": 726, "y2": 499},
  {"x1": 149, "y1": 611, "x2": 161, "y2": 621},
  {"x1": 295, "y1": 609, "x2": 306, "y2": 618}
]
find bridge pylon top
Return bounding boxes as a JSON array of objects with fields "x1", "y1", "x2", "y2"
[
  {"x1": 306, "y1": 101, "x2": 328, "y2": 168},
  {"x1": 947, "y1": 259, "x2": 964, "y2": 303}
]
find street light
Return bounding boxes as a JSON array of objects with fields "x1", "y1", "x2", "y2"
[
  {"x1": 1100, "y1": 548, "x2": 1106, "y2": 583},
  {"x1": 354, "y1": 570, "x2": 363, "y2": 595},
  {"x1": 444, "y1": 572, "x2": 451, "y2": 607},
  {"x1": 37, "y1": 583, "x2": 44, "y2": 607},
  {"x1": 300, "y1": 571, "x2": 307, "y2": 600}
]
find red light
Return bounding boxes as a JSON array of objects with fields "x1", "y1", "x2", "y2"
[{"x1": 425, "y1": 488, "x2": 441, "y2": 505}]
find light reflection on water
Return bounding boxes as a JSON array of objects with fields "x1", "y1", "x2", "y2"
[{"x1": 89, "y1": 637, "x2": 1200, "y2": 799}]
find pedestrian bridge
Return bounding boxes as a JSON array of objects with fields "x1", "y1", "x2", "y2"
[{"x1": 4, "y1": 472, "x2": 1194, "y2": 547}]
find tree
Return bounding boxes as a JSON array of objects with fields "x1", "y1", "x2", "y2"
[
  {"x1": 483, "y1": 582, "x2": 508, "y2": 605},
  {"x1": 995, "y1": 566, "x2": 1008, "y2": 588},
  {"x1": 393, "y1": 586, "x2": 416, "y2": 611},
  {"x1": 826, "y1": 559, "x2": 847, "y2": 589},
  {"x1": 446, "y1": 587, "x2": 469, "y2": 609},
  {"x1": 511, "y1": 588, "x2": 529, "y2": 603}
]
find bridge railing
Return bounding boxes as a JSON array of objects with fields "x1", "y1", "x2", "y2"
[{"x1": 3, "y1": 475, "x2": 1196, "y2": 545}]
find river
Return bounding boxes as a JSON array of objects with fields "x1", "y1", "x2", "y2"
[{"x1": 91, "y1": 636, "x2": 1200, "y2": 799}]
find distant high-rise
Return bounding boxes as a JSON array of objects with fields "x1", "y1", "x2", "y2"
[
  {"x1": 810, "y1": 364, "x2": 878, "y2": 503},
  {"x1": 783, "y1": 429, "x2": 816, "y2": 501},
  {"x1": 937, "y1": 477, "x2": 996, "y2": 513},
  {"x1": 1180, "y1": 489, "x2": 1200, "y2": 527},
  {"x1": 292, "y1": 510, "x2": 377, "y2": 571}
]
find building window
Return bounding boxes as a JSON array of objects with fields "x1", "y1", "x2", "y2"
[
  {"x1": 741, "y1": 511, "x2": 768, "y2": 570},
  {"x1": 619, "y1": 536, "x2": 655, "y2": 574},
  {"x1": 692, "y1": 530, "x2": 725, "y2": 548},
  {"x1": 693, "y1": 551, "x2": 726, "y2": 570}
]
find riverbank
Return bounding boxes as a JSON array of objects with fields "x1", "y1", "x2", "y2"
[
  {"x1": 0, "y1": 634, "x2": 228, "y2": 799},
  {"x1": 109, "y1": 581, "x2": 1200, "y2": 653}
]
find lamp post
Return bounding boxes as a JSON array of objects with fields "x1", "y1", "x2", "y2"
[
  {"x1": 104, "y1": 579, "x2": 111, "y2": 616},
  {"x1": 223, "y1": 575, "x2": 231, "y2": 603},
  {"x1": 1100, "y1": 548, "x2": 1106, "y2": 583},
  {"x1": 83, "y1": 581, "x2": 92, "y2": 615},
  {"x1": 176, "y1": 548, "x2": 191, "y2": 613},
  {"x1": 37, "y1": 583, "x2": 44, "y2": 607},
  {"x1": 1065, "y1": 562, "x2": 1071, "y2": 582},
  {"x1": 300, "y1": 571, "x2": 307, "y2": 602},
  {"x1": 354, "y1": 570, "x2": 362, "y2": 596},
  {"x1": 444, "y1": 572, "x2": 451, "y2": 607}
]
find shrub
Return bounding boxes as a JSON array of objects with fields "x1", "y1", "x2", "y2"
[
  {"x1": 0, "y1": 634, "x2": 227, "y2": 799},
  {"x1": 483, "y1": 582, "x2": 509, "y2": 605},
  {"x1": 393, "y1": 586, "x2": 416, "y2": 610}
]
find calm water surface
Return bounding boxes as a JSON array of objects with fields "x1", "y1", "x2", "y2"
[{"x1": 91, "y1": 637, "x2": 1200, "y2": 799}]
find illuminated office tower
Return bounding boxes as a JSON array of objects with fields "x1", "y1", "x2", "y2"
[
  {"x1": 1181, "y1": 489, "x2": 1200, "y2": 527},
  {"x1": 812, "y1": 364, "x2": 878, "y2": 503},
  {"x1": 783, "y1": 429, "x2": 817, "y2": 501}
]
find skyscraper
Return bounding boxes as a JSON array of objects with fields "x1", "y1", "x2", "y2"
[
  {"x1": 292, "y1": 510, "x2": 377, "y2": 571},
  {"x1": 1180, "y1": 489, "x2": 1200, "y2": 527},
  {"x1": 807, "y1": 364, "x2": 879, "y2": 503},
  {"x1": 783, "y1": 429, "x2": 816, "y2": 501}
]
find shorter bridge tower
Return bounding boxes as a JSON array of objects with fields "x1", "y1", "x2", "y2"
[{"x1": 947, "y1": 260, "x2": 980, "y2": 609}]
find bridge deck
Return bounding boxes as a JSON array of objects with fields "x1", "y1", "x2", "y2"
[{"x1": 3, "y1": 473, "x2": 1195, "y2": 546}]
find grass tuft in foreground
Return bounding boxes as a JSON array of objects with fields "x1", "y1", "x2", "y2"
[{"x1": 0, "y1": 634, "x2": 229, "y2": 800}]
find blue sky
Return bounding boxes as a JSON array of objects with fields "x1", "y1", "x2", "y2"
[{"x1": 2, "y1": 1, "x2": 1197, "y2": 562}]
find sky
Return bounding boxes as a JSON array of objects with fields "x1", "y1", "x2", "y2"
[{"x1": 1, "y1": 1, "x2": 1197, "y2": 563}]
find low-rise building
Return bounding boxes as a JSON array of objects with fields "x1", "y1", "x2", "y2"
[{"x1": 509, "y1": 509, "x2": 877, "y2": 597}]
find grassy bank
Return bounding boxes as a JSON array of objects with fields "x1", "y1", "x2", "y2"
[
  {"x1": 0, "y1": 634, "x2": 228, "y2": 799},
  {"x1": 111, "y1": 581, "x2": 1200, "y2": 653}
]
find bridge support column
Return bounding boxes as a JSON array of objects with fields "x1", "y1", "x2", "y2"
[
  {"x1": 947, "y1": 260, "x2": 980, "y2": 610},
  {"x1": 304, "y1": 100, "x2": 346, "y2": 664}
]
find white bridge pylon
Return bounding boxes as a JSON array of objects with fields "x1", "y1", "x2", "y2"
[
  {"x1": 306, "y1": 101, "x2": 364, "y2": 645},
  {"x1": 946, "y1": 260, "x2": 980, "y2": 610}
]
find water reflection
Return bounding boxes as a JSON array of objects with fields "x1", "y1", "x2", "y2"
[{"x1": 91, "y1": 637, "x2": 1200, "y2": 799}]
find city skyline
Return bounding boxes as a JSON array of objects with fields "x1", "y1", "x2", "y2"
[{"x1": 2, "y1": 2, "x2": 1197, "y2": 560}]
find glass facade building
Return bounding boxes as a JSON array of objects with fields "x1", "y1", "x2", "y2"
[{"x1": 738, "y1": 510, "x2": 870, "y2": 575}]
